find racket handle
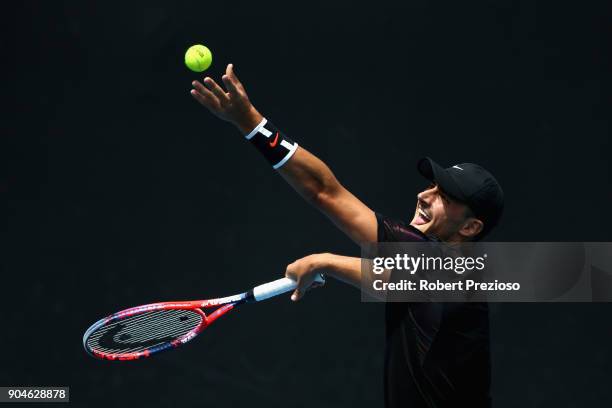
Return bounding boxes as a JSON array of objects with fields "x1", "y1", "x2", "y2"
[{"x1": 252, "y1": 274, "x2": 325, "y2": 302}]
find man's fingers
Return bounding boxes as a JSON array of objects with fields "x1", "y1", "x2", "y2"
[
  {"x1": 227, "y1": 64, "x2": 246, "y2": 92},
  {"x1": 293, "y1": 275, "x2": 313, "y2": 301},
  {"x1": 192, "y1": 81, "x2": 219, "y2": 102},
  {"x1": 309, "y1": 281, "x2": 324, "y2": 290},
  {"x1": 285, "y1": 264, "x2": 296, "y2": 280},
  {"x1": 291, "y1": 288, "x2": 304, "y2": 302},
  {"x1": 221, "y1": 74, "x2": 240, "y2": 96},
  {"x1": 203, "y1": 77, "x2": 229, "y2": 104},
  {"x1": 286, "y1": 264, "x2": 306, "y2": 301},
  {"x1": 190, "y1": 89, "x2": 217, "y2": 111},
  {"x1": 190, "y1": 84, "x2": 223, "y2": 112}
]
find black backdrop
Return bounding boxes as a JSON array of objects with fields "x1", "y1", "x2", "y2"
[{"x1": 4, "y1": 1, "x2": 612, "y2": 407}]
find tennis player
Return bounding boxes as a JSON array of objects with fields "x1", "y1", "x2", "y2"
[{"x1": 191, "y1": 64, "x2": 504, "y2": 408}]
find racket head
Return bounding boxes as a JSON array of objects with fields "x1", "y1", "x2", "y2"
[{"x1": 83, "y1": 301, "x2": 222, "y2": 361}]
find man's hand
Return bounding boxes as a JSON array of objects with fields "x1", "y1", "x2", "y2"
[
  {"x1": 190, "y1": 63, "x2": 263, "y2": 134},
  {"x1": 285, "y1": 254, "x2": 330, "y2": 302}
]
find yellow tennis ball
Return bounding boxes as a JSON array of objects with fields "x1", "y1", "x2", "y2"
[{"x1": 184, "y1": 44, "x2": 212, "y2": 72}]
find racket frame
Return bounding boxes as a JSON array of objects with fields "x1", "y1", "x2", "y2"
[
  {"x1": 83, "y1": 276, "x2": 323, "y2": 361},
  {"x1": 83, "y1": 296, "x2": 248, "y2": 361}
]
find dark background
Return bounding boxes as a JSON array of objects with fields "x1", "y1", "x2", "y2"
[{"x1": 4, "y1": 1, "x2": 612, "y2": 407}]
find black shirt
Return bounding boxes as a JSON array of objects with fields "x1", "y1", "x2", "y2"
[{"x1": 377, "y1": 213, "x2": 491, "y2": 408}]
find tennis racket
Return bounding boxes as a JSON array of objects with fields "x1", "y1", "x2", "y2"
[{"x1": 83, "y1": 274, "x2": 324, "y2": 361}]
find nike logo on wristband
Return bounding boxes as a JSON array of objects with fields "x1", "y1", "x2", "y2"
[{"x1": 269, "y1": 132, "x2": 279, "y2": 147}]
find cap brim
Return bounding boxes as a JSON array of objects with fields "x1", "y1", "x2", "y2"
[{"x1": 417, "y1": 157, "x2": 468, "y2": 202}]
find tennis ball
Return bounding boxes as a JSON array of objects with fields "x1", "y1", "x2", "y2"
[{"x1": 184, "y1": 44, "x2": 212, "y2": 72}]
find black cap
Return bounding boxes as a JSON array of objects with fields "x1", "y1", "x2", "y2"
[{"x1": 417, "y1": 157, "x2": 504, "y2": 237}]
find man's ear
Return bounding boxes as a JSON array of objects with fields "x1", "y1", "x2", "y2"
[{"x1": 459, "y1": 217, "x2": 483, "y2": 239}]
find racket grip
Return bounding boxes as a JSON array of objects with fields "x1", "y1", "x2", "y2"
[{"x1": 252, "y1": 274, "x2": 325, "y2": 302}]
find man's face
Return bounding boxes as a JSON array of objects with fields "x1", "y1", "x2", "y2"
[{"x1": 410, "y1": 183, "x2": 474, "y2": 241}]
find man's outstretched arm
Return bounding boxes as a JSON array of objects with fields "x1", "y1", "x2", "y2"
[
  {"x1": 284, "y1": 253, "x2": 390, "y2": 301},
  {"x1": 191, "y1": 64, "x2": 377, "y2": 244}
]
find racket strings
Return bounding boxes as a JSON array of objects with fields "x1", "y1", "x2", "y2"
[{"x1": 86, "y1": 309, "x2": 203, "y2": 355}]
